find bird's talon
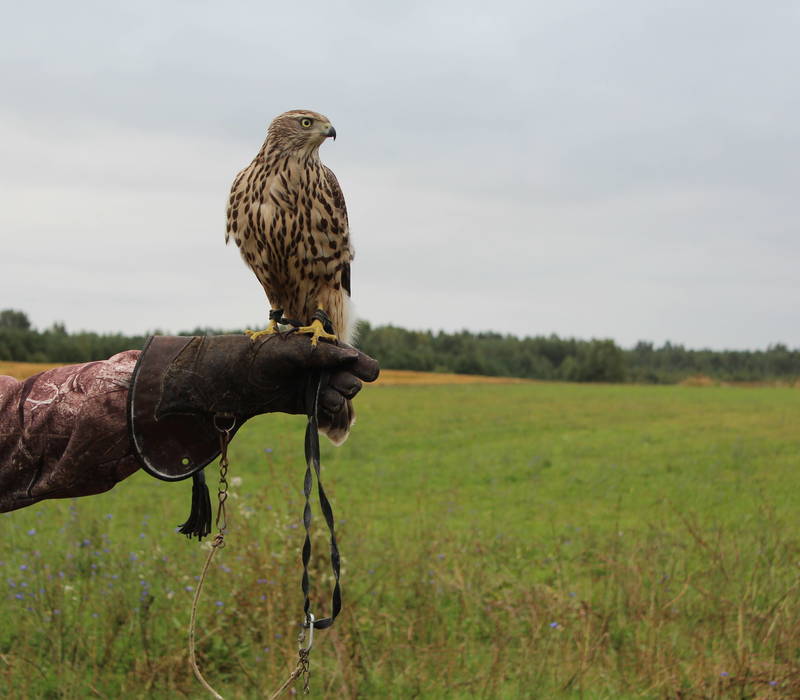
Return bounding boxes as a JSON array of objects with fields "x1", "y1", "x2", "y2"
[
  {"x1": 245, "y1": 321, "x2": 280, "y2": 341},
  {"x1": 296, "y1": 318, "x2": 338, "y2": 346}
]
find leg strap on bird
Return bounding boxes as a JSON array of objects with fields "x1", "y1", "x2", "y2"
[
  {"x1": 310, "y1": 309, "x2": 335, "y2": 335},
  {"x1": 278, "y1": 310, "x2": 335, "y2": 336}
]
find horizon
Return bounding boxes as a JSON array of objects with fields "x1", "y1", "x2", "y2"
[{"x1": 4, "y1": 307, "x2": 797, "y2": 354}]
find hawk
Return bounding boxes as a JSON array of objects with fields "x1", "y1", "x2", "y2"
[{"x1": 226, "y1": 109, "x2": 356, "y2": 443}]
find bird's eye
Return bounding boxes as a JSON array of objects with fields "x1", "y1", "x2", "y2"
[{"x1": 300, "y1": 118, "x2": 313, "y2": 128}]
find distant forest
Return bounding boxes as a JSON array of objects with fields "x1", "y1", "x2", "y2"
[{"x1": 1, "y1": 309, "x2": 799, "y2": 384}]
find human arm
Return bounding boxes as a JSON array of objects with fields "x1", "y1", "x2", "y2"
[{"x1": 0, "y1": 335, "x2": 379, "y2": 513}]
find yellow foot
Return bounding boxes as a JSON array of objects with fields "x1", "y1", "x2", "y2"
[
  {"x1": 296, "y1": 318, "x2": 338, "y2": 347},
  {"x1": 245, "y1": 320, "x2": 279, "y2": 341}
]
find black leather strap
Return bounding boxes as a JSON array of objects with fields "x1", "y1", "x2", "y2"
[{"x1": 301, "y1": 370, "x2": 341, "y2": 630}]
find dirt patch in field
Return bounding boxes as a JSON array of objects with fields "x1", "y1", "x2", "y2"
[
  {"x1": 679, "y1": 373, "x2": 800, "y2": 389},
  {"x1": 0, "y1": 362, "x2": 64, "y2": 380},
  {"x1": 679, "y1": 374, "x2": 717, "y2": 387},
  {"x1": 375, "y1": 370, "x2": 532, "y2": 386}
]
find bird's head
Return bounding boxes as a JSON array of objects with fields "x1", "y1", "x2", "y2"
[{"x1": 266, "y1": 109, "x2": 336, "y2": 157}]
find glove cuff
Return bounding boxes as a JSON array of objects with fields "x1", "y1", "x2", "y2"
[{"x1": 127, "y1": 336, "x2": 226, "y2": 481}]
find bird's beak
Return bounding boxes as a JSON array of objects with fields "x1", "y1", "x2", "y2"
[{"x1": 326, "y1": 125, "x2": 337, "y2": 140}]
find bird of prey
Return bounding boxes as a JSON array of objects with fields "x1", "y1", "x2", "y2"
[{"x1": 226, "y1": 109, "x2": 356, "y2": 443}]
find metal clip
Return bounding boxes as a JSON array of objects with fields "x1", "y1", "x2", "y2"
[{"x1": 300, "y1": 612, "x2": 315, "y2": 653}]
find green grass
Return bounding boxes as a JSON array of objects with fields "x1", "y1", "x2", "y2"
[{"x1": 2, "y1": 382, "x2": 799, "y2": 698}]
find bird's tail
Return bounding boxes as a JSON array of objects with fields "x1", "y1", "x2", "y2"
[{"x1": 320, "y1": 397, "x2": 356, "y2": 446}]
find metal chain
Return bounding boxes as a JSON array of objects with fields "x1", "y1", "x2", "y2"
[
  {"x1": 187, "y1": 414, "x2": 236, "y2": 700},
  {"x1": 213, "y1": 413, "x2": 234, "y2": 535}
]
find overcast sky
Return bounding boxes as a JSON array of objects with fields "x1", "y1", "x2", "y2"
[{"x1": 1, "y1": 1, "x2": 797, "y2": 350}]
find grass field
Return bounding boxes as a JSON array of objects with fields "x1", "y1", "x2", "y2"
[{"x1": 1, "y1": 365, "x2": 799, "y2": 698}]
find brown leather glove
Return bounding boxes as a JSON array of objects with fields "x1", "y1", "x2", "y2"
[{"x1": 128, "y1": 334, "x2": 379, "y2": 481}]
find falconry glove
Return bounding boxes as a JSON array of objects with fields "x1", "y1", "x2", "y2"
[{"x1": 127, "y1": 334, "x2": 379, "y2": 537}]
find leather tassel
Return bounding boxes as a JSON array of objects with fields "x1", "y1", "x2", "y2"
[{"x1": 178, "y1": 470, "x2": 212, "y2": 540}]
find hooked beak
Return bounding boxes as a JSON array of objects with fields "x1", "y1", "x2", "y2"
[{"x1": 326, "y1": 125, "x2": 337, "y2": 140}]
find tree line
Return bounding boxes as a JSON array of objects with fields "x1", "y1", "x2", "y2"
[{"x1": 1, "y1": 309, "x2": 798, "y2": 384}]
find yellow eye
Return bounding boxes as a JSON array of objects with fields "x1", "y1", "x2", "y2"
[{"x1": 300, "y1": 118, "x2": 313, "y2": 128}]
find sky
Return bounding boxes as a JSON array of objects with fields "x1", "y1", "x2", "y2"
[{"x1": 1, "y1": 0, "x2": 797, "y2": 350}]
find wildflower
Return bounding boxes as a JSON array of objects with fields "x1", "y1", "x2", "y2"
[
  {"x1": 14, "y1": 593, "x2": 24, "y2": 600},
  {"x1": 437, "y1": 554, "x2": 445, "y2": 560},
  {"x1": 549, "y1": 622, "x2": 559, "y2": 629},
  {"x1": 27, "y1": 528, "x2": 36, "y2": 536},
  {"x1": 257, "y1": 578, "x2": 268, "y2": 584},
  {"x1": 720, "y1": 672, "x2": 729, "y2": 678},
  {"x1": 105, "y1": 514, "x2": 113, "y2": 519},
  {"x1": 92, "y1": 613, "x2": 99, "y2": 618},
  {"x1": 185, "y1": 585, "x2": 193, "y2": 591},
  {"x1": 129, "y1": 553, "x2": 138, "y2": 561},
  {"x1": 769, "y1": 681, "x2": 778, "y2": 687},
  {"x1": 215, "y1": 601, "x2": 224, "y2": 607},
  {"x1": 19, "y1": 565, "x2": 27, "y2": 571},
  {"x1": 264, "y1": 448, "x2": 273, "y2": 454}
]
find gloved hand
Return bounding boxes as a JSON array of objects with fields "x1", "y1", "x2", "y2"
[{"x1": 128, "y1": 334, "x2": 379, "y2": 481}]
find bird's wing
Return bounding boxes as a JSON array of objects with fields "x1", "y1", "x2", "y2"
[
  {"x1": 323, "y1": 165, "x2": 352, "y2": 296},
  {"x1": 225, "y1": 167, "x2": 250, "y2": 245},
  {"x1": 323, "y1": 165, "x2": 348, "y2": 226}
]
